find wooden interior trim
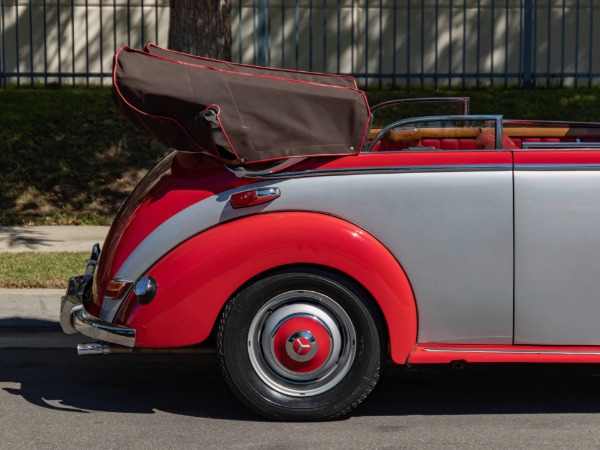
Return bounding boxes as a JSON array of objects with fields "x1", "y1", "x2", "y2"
[{"x1": 369, "y1": 127, "x2": 600, "y2": 141}]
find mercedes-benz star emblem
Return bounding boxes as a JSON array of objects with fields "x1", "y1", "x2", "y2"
[
  {"x1": 293, "y1": 337, "x2": 311, "y2": 355},
  {"x1": 286, "y1": 331, "x2": 318, "y2": 362}
]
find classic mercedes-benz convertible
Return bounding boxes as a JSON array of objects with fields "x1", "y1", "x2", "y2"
[{"x1": 61, "y1": 45, "x2": 600, "y2": 420}]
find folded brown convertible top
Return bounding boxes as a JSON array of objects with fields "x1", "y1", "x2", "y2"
[{"x1": 113, "y1": 45, "x2": 370, "y2": 164}]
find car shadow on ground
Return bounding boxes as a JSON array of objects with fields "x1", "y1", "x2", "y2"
[
  {"x1": 0, "y1": 349, "x2": 257, "y2": 420},
  {"x1": 3, "y1": 348, "x2": 600, "y2": 420},
  {"x1": 0, "y1": 318, "x2": 60, "y2": 330},
  {"x1": 359, "y1": 361, "x2": 600, "y2": 416}
]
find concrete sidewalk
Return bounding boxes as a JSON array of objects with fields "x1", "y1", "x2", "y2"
[
  {"x1": 0, "y1": 225, "x2": 109, "y2": 252},
  {"x1": 0, "y1": 226, "x2": 110, "y2": 345}
]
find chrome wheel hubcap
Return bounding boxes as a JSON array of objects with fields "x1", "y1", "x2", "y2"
[{"x1": 248, "y1": 291, "x2": 356, "y2": 397}]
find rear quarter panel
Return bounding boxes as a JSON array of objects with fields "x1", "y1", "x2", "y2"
[
  {"x1": 113, "y1": 151, "x2": 513, "y2": 357},
  {"x1": 122, "y1": 212, "x2": 417, "y2": 363}
]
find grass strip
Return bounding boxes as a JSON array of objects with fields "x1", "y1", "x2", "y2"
[{"x1": 0, "y1": 252, "x2": 89, "y2": 288}]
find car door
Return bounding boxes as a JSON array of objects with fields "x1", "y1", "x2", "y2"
[
  {"x1": 514, "y1": 142, "x2": 600, "y2": 344},
  {"x1": 360, "y1": 115, "x2": 515, "y2": 344}
]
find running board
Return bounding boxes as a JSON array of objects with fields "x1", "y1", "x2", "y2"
[{"x1": 408, "y1": 344, "x2": 600, "y2": 364}]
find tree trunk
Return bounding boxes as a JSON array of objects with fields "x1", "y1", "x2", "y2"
[{"x1": 168, "y1": 0, "x2": 232, "y2": 60}]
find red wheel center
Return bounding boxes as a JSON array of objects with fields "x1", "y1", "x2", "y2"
[
  {"x1": 272, "y1": 317, "x2": 332, "y2": 373},
  {"x1": 292, "y1": 336, "x2": 312, "y2": 355}
]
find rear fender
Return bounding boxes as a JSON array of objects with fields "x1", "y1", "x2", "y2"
[{"x1": 122, "y1": 212, "x2": 417, "y2": 363}]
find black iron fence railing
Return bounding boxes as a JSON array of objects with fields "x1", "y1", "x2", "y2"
[{"x1": 1, "y1": 1, "x2": 598, "y2": 88}]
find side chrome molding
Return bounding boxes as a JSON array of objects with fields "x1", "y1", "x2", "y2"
[{"x1": 244, "y1": 164, "x2": 513, "y2": 180}]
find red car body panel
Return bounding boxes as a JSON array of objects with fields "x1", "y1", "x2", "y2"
[
  {"x1": 117, "y1": 212, "x2": 418, "y2": 361},
  {"x1": 514, "y1": 149, "x2": 600, "y2": 165},
  {"x1": 91, "y1": 153, "x2": 252, "y2": 315},
  {"x1": 290, "y1": 150, "x2": 513, "y2": 171}
]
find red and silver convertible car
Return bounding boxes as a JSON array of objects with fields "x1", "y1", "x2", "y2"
[{"x1": 61, "y1": 45, "x2": 600, "y2": 420}]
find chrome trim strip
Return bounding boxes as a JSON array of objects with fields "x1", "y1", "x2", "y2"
[
  {"x1": 515, "y1": 164, "x2": 600, "y2": 171},
  {"x1": 255, "y1": 187, "x2": 281, "y2": 198},
  {"x1": 226, "y1": 157, "x2": 306, "y2": 178},
  {"x1": 504, "y1": 119, "x2": 600, "y2": 127},
  {"x1": 246, "y1": 164, "x2": 513, "y2": 180},
  {"x1": 423, "y1": 347, "x2": 600, "y2": 355},
  {"x1": 370, "y1": 97, "x2": 470, "y2": 115},
  {"x1": 521, "y1": 142, "x2": 600, "y2": 149}
]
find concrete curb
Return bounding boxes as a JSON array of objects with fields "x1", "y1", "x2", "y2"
[
  {"x1": 0, "y1": 289, "x2": 87, "y2": 349},
  {"x1": 0, "y1": 289, "x2": 63, "y2": 329},
  {"x1": 0, "y1": 227, "x2": 110, "y2": 347}
]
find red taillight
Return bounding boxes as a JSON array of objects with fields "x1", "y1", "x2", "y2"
[
  {"x1": 230, "y1": 188, "x2": 280, "y2": 209},
  {"x1": 105, "y1": 280, "x2": 132, "y2": 299}
]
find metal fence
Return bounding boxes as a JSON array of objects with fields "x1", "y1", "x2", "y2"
[{"x1": 1, "y1": 0, "x2": 599, "y2": 88}]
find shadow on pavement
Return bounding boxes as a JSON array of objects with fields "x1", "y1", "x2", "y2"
[
  {"x1": 0, "y1": 318, "x2": 60, "y2": 330},
  {"x1": 3, "y1": 349, "x2": 600, "y2": 420},
  {"x1": 1, "y1": 349, "x2": 258, "y2": 420},
  {"x1": 0, "y1": 227, "x2": 60, "y2": 250},
  {"x1": 358, "y1": 361, "x2": 600, "y2": 416}
]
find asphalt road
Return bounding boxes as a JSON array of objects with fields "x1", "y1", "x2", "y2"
[{"x1": 2, "y1": 349, "x2": 600, "y2": 449}]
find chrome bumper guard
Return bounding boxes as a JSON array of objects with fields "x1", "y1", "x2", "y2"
[{"x1": 60, "y1": 274, "x2": 136, "y2": 348}]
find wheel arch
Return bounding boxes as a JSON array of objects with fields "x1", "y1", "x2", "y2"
[
  {"x1": 126, "y1": 211, "x2": 417, "y2": 363},
  {"x1": 219, "y1": 262, "x2": 389, "y2": 342}
]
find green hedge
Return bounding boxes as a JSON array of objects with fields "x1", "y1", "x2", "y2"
[{"x1": 1, "y1": 87, "x2": 599, "y2": 225}]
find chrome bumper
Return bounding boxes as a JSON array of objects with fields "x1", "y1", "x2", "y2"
[{"x1": 60, "y1": 272, "x2": 136, "y2": 348}]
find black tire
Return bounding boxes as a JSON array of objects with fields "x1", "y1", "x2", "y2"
[{"x1": 217, "y1": 267, "x2": 384, "y2": 421}]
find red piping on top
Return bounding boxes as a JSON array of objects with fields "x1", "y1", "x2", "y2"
[
  {"x1": 120, "y1": 46, "x2": 365, "y2": 92},
  {"x1": 144, "y1": 43, "x2": 358, "y2": 89},
  {"x1": 206, "y1": 103, "x2": 241, "y2": 161}
]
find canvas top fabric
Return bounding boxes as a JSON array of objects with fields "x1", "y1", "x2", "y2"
[{"x1": 113, "y1": 45, "x2": 370, "y2": 164}]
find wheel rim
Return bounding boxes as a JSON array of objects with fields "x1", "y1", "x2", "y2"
[{"x1": 247, "y1": 290, "x2": 356, "y2": 397}]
